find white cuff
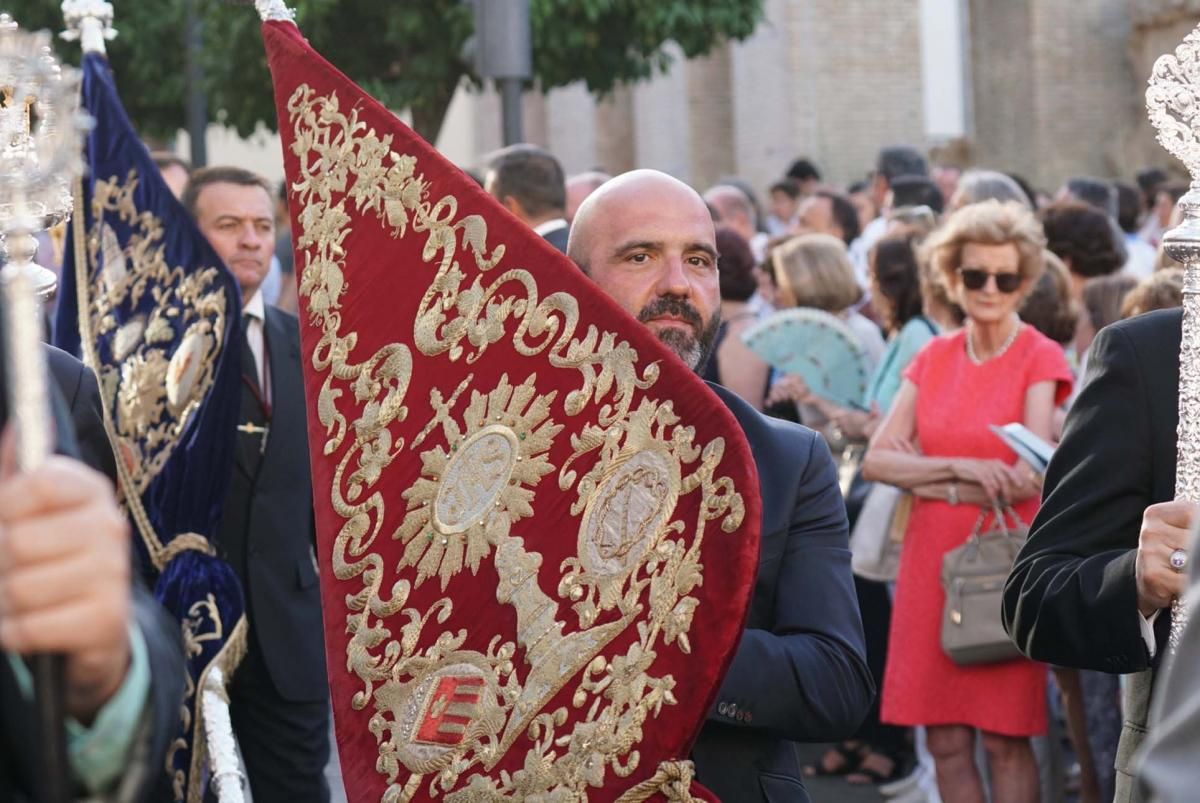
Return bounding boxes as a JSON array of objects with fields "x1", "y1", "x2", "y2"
[{"x1": 1141, "y1": 607, "x2": 1163, "y2": 659}]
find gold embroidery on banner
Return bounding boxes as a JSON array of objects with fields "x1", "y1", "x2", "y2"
[
  {"x1": 285, "y1": 86, "x2": 658, "y2": 429},
  {"x1": 397, "y1": 373, "x2": 560, "y2": 590},
  {"x1": 284, "y1": 82, "x2": 746, "y2": 801},
  {"x1": 70, "y1": 174, "x2": 241, "y2": 803},
  {"x1": 73, "y1": 169, "x2": 229, "y2": 566},
  {"x1": 162, "y1": 593, "x2": 248, "y2": 803}
]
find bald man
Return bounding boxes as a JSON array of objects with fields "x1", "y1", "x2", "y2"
[
  {"x1": 568, "y1": 170, "x2": 872, "y2": 803},
  {"x1": 703, "y1": 184, "x2": 769, "y2": 261},
  {"x1": 565, "y1": 170, "x2": 610, "y2": 225}
]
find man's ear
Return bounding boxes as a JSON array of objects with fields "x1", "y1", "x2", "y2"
[{"x1": 501, "y1": 195, "x2": 526, "y2": 221}]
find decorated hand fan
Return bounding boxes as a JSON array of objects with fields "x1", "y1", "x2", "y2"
[
  {"x1": 258, "y1": 7, "x2": 761, "y2": 802},
  {"x1": 742, "y1": 307, "x2": 871, "y2": 410}
]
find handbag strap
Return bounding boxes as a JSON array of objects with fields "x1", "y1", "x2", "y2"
[{"x1": 967, "y1": 503, "x2": 1027, "y2": 543}]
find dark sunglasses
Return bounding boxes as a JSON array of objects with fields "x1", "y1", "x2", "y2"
[{"x1": 957, "y1": 267, "x2": 1022, "y2": 294}]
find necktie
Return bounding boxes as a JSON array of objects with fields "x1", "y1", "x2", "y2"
[
  {"x1": 241, "y1": 312, "x2": 260, "y2": 394},
  {"x1": 237, "y1": 314, "x2": 269, "y2": 459}
]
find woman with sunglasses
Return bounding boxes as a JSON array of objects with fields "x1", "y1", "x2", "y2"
[{"x1": 861, "y1": 200, "x2": 1073, "y2": 803}]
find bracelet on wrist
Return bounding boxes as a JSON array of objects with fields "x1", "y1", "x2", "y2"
[{"x1": 947, "y1": 482, "x2": 959, "y2": 506}]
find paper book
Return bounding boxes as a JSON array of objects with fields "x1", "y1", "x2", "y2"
[{"x1": 990, "y1": 423, "x2": 1055, "y2": 476}]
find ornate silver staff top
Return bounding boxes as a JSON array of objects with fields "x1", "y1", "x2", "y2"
[
  {"x1": 0, "y1": 13, "x2": 85, "y2": 439},
  {"x1": 0, "y1": 14, "x2": 86, "y2": 298},
  {"x1": 254, "y1": 0, "x2": 296, "y2": 23},
  {"x1": 1147, "y1": 25, "x2": 1200, "y2": 655},
  {"x1": 61, "y1": 0, "x2": 117, "y2": 56}
]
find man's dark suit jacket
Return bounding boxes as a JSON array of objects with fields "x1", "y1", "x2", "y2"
[
  {"x1": 46, "y1": 344, "x2": 117, "y2": 484},
  {"x1": 542, "y1": 222, "x2": 569, "y2": 253},
  {"x1": 217, "y1": 305, "x2": 326, "y2": 702},
  {"x1": 1003, "y1": 308, "x2": 1181, "y2": 802},
  {"x1": 1, "y1": 347, "x2": 184, "y2": 802},
  {"x1": 691, "y1": 384, "x2": 873, "y2": 803}
]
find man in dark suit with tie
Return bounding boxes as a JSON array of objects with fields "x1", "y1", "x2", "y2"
[
  {"x1": 485, "y1": 144, "x2": 571, "y2": 253},
  {"x1": 1003, "y1": 307, "x2": 1190, "y2": 803},
  {"x1": 184, "y1": 167, "x2": 330, "y2": 803},
  {"x1": 568, "y1": 169, "x2": 873, "y2": 803}
]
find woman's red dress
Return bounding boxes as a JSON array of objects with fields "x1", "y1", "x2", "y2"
[{"x1": 881, "y1": 325, "x2": 1072, "y2": 736}]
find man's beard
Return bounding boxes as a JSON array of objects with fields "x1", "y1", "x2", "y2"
[{"x1": 636, "y1": 296, "x2": 721, "y2": 372}]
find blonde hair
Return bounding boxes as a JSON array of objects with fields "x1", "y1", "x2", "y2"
[
  {"x1": 772, "y1": 233, "x2": 863, "y2": 312},
  {"x1": 927, "y1": 199, "x2": 1046, "y2": 292},
  {"x1": 1122, "y1": 268, "x2": 1184, "y2": 319}
]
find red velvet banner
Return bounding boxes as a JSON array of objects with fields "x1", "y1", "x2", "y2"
[{"x1": 262, "y1": 20, "x2": 761, "y2": 802}]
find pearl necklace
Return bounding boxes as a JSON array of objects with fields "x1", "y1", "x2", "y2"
[{"x1": 966, "y1": 320, "x2": 1021, "y2": 365}]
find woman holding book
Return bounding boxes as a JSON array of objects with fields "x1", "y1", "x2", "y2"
[{"x1": 861, "y1": 200, "x2": 1072, "y2": 803}]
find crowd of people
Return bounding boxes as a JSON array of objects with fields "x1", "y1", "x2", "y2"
[
  {"x1": 478, "y1": 142, "x2": 1200, "y2": 803},
  {"x1": 3, "y1": 115, "x2": 1199, "y2": 803}
]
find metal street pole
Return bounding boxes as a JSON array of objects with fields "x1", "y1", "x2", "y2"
[
  {"x1": 184, "y1": 0, "x2": 207, "y2": 166},
  {"x1": 473, "y1": 0, "x2": 531, "y2": 146},
  {"x1": 499, "y1": 77, "x2": 523, "y2": 145}
]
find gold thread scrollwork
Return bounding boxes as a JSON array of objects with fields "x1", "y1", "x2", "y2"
[
  {"x1": 285, "y1": 86, "x2": 659, "y2": 431},
  {"x1": 284, "y1": 79, "x2": 748, "y2": 801},
  {"x1": 76, "y1": 169, "x2": 228, "y2": 562}
]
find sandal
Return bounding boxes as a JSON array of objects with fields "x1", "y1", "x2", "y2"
[
  {"x1": 845, "y1": 750, "x2": 905, "y2": 786},
  {"x1": 802, "y1": 741, "x2": 865, "y2": 778}
]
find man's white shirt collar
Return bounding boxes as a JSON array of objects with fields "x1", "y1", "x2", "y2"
[
  {"x1": 244, "y1": 288, "x2": 265, "y2": 321},
  {"x1": 533, "y1": 218, "x2": 568, "y2": 237}
]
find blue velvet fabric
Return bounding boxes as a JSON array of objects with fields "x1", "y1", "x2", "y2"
[{"x1": 53, "y1": 53, "x2": 245, "y2": 801}]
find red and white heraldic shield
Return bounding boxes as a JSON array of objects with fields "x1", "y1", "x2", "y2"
[{"x1": 262, "y1": 20, "x2": 761, "y2": 803}]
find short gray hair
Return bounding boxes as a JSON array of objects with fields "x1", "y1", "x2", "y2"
[{"x1": 950, "y1": 170, "x2": 1032, "y2": 212}]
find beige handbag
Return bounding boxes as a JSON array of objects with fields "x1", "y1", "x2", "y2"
[
  {"x1": 850, "y1": 484, "x2": 912, "y2": 582},
  {"x1": 940, "y1": 506, "x2": 1026, "y2": 666}
]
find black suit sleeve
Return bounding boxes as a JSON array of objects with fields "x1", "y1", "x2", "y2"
[
  {"x1": 1003, "y1": 323, "x2": 1155, "y2": 674},
  {"x1": 44, "y1": 346, "x2": 117, "y2": 485},
  {"x1": 712, "y1": 433, "x2": 873, "y2": 741}
]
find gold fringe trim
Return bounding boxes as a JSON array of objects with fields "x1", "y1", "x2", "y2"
[
  {"x1": 615, "y1": 760, "x2": 697, "y2": 803},
  {"x1": 185, "y1": 614, "x2": 249, "y2": 803}
]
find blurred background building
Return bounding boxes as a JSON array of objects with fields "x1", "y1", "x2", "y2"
[{"x1": 190, "y1": 0, "x2": 1200, "y2": 194}]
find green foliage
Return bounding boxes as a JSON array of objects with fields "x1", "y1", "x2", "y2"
[
  {"x1": 531, "y1": 0, "x2": 765, "y2": 95},
  {"x1": 4, "y1": 0, "x2": 762, "y2": 142},
  {"x1": 4, "y1": 1, "x2": 191, "y2": 144}
]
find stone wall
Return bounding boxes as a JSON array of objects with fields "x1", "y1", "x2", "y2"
[
  {"x1": 1031, "y1": 0, "x2": 1141, "y2": 187},
  {"x1": 1129, "y1": 0, "x2": 1200, "y2": 179},
  {"x1": 782, "y1": 0, "x2": 927, "y2": 187},
  {"x1": 424, "y1": 1, "x2": 1200, "y2": 198},
  {"x1": 197, "y1": 3, "x2": 1200, "y2": 199}
]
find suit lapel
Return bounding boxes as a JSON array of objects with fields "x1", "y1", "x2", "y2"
[{"x1": 260, "y1": 306, "x2": 301, "y2": 473}]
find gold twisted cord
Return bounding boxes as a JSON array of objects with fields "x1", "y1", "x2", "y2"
[
  {"x1": 613, "y1": 760, "x2": 697, "y2": 803},
  {"x1": 159, "y1": 532, "x2": 217, "y2": 565}
]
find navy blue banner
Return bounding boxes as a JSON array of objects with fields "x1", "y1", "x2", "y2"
[{"x1": 55, "y1": 53, "x2": 246, "y2": 803}]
